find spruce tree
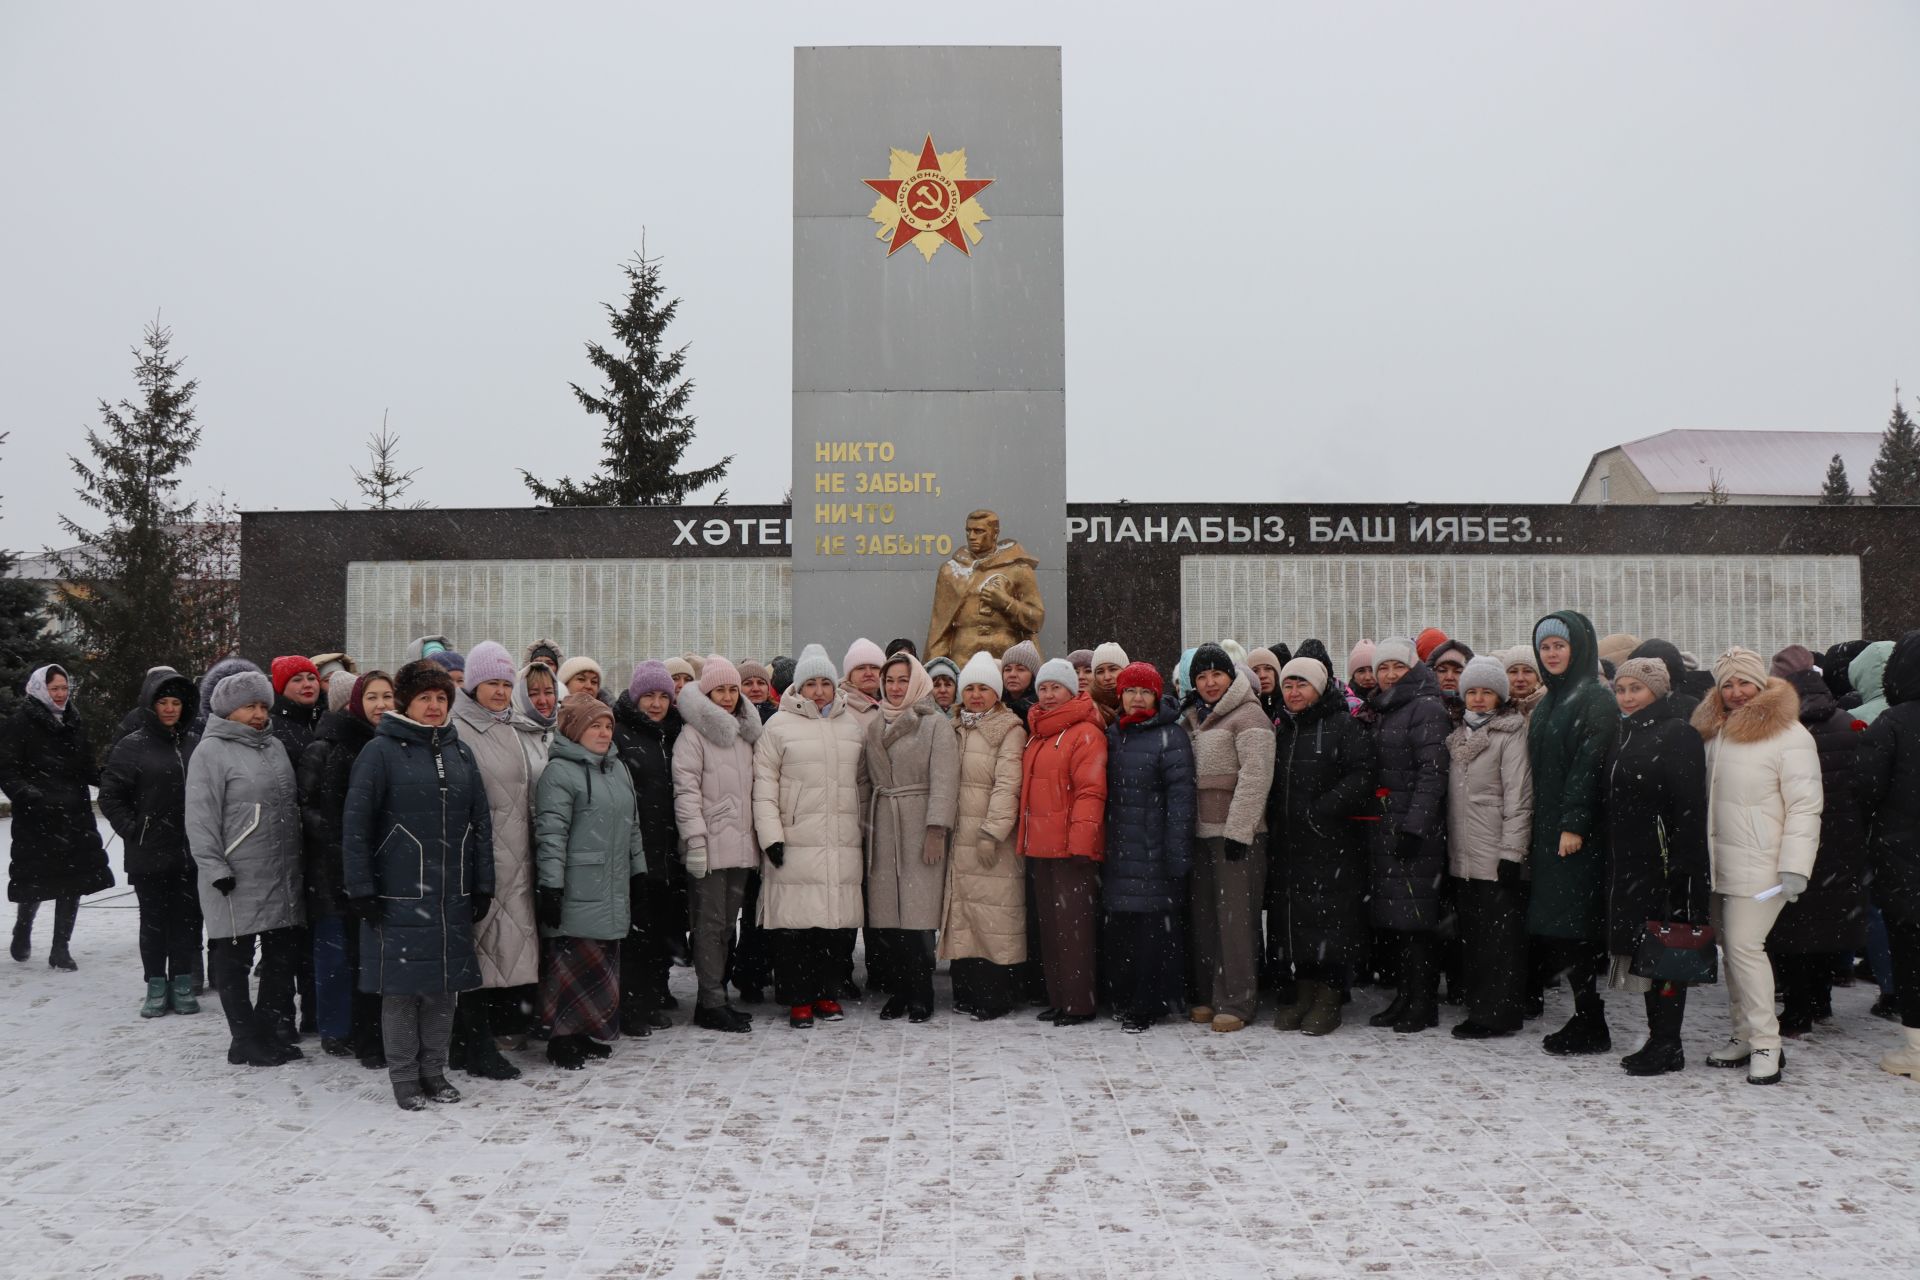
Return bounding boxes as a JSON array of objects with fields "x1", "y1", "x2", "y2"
[
  {"x1": 522, "y1": 247, "x2": 731, "y2": 506},
  {"x1": 52, "y1": 319, "x2": 202, "y2": 735},
  {"x1": 336, "y1": 414, "x2": 427, "y2": 509},
  {"x1": 1867, "y1": 385, "x2": 1920, "y2": 505},
  {"x1": 176, "y1": 494, "x2": 243, "y2": 680},
  {"x1": 1820, "y1": 453, "x2": 1854, "y2": 505},
  {"x1": 0, "y1": 432, "x2": 78, "y2": 717}
]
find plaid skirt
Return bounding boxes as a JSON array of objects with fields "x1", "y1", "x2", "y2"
[{"x1": 538, "y1": 937, "x2": 622, "y2": 1040}]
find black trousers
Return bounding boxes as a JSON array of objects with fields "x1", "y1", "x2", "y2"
[
  {"x1": 491, "y1": 984, "x2": 536, "y2": 1036},
  {"x1": 1776, "y1": 951, "x2": 1839, "y2": 1022},
  {"x1": 726, "y1": 870, "x2": 774, "y2": 992},
  {"x1": 1380, "y1": 929, "x2": 1436, "y2": 1006},
  {"x1": 294, "y1": 925, "x2": 315, "y2": 1029},
  {"x1": 1535, "y1": 935, "x2": 1606, "y2": 998},
  {"x1": 1456, "y1": 878, "x2": 1528, "y2": 1031},
  {"x1": 1106, "y1": 910, "x2": 1179, "y2": 1021},
  {"x1": 618, "y1": 899, "x2": 659, "y2": 1019},
  {"x1": 1885, "y1": 908, "x2": 1920, "y2": 1030},
  {"x1": 650, "y1": 863, "x2": 689, "y2": 981},
  {"x1": 210, "y1": 928, "x2": 299, "y2": 1044},
  {"x1": 868, "y1": 928, "x2": 934, "y2": 1007},
  {"x1": 1261, "y1": 873, "x2": 1291, "y2": 991},
  {"x1": 131, "y1": 866, "x2": 202, "y2": 980},
  {"x1": 949, "y1": 957, "x2": 1016, "y2": 1018},
  {"x1": 838, "y1": 926, "x2": 868, "y2": 991},
  {"x1": 772, "y1": 928, "x2": 843, "y2": 1007}
]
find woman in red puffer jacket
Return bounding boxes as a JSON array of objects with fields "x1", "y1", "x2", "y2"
[{"x1": 1017, "y1": 658, "x2": 1108, "y2": 1027}]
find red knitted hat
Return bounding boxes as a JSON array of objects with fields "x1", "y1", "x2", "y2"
[
  {"x1": 1414, "y1": 628, "x2": 1450, "y2": 662},
  {"x1": 270, "y1": 654, "x2": 320, "y2": 695},
  {"x1": 1115, "y1": 661, "x2": 1164, "y2": 701}
]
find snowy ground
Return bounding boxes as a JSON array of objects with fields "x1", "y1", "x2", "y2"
[{"x1": 2, "y1": 827, "x2": 1919, "y2": 1278}]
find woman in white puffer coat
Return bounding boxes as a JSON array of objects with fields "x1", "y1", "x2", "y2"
[
  {"x1": 673, "y1": 655, "x2": 764, "y2": 1034},
  {"x1": 751, "y1": 644, "x2": 869, "y2": 1029},
  {"x1": 1691, "y1": 646, "x2": 1823, "y2": 1086}
]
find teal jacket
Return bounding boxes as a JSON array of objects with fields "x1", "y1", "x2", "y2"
[
  {"x1": 1850, "y1": 641, "x2": 1895, "y2": 725},
  {"x1": 533, "y1": 735, "x2": 646, "y2": 941}
]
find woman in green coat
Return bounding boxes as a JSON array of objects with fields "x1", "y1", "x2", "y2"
[
  {"x1": 534, "y1": 693, "x2": 647, "y2": 1069},
  {"x1": 1524, "y1": 610, "x2": 1620, "y2": 1057}
]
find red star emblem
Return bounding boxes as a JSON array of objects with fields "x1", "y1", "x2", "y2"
[{"x1": 863, "y1": 134, "x2": 994, "y2": 257}]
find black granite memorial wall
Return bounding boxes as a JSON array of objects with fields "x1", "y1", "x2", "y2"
[{"x1": 240, "y1": 502, "x2": 1919, "y2": 671}]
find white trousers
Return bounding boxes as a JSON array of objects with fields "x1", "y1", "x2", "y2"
[{"x1": 1711, "y1": 892, "x2": 1789, "y2": 1052}]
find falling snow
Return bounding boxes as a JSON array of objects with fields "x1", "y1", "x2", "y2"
[{"x1": 2, "y1": 820, "x2": 1917, "y2": 1278}]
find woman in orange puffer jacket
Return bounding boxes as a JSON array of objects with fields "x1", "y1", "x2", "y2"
[{"x1": 1017, "y1": 658, "x2": 1108, "y2": 1026}]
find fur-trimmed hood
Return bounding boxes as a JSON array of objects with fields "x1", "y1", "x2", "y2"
[
  {"x1": 676, "y1": 681, "x2": 764, "y2": 749},
  {"x1": 1691, "y1": 676, "x2": 1800, "y2": 745}
]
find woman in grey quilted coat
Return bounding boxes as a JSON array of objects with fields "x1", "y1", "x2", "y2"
[{"x1": 184, "y1": 670, "x2": 306, "y2": 1068}]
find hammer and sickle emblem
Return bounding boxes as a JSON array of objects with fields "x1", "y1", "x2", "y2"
[{"x1": 909, "y1": 182, "x2": 946, "y2": 217}]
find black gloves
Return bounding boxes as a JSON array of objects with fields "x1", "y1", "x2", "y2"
[
  {"x1": 345, "y1": 896, "x2": 380, "y2": 922},
  {"x1": 213, "y1": 876, "x2": 236, "y2": 896},
  {"x1": 763, "y1": 841, "x2": 785, "y2": 869},
  {"x1": 1497, "y1": 859, "x2": 1526, "y2": 890},
  {"x1": 1394, "y1": 831, "x2": 1424, "y2": 862},
  {"x1": 537, "y1": 887, "x2": 564, "y2": 930},
  {"x1": 1222, "y1": 839, "x2": 1250, "y2": 863},
  {"x1": 470, "y1": 891, "x2": 492, "y2": 924}
]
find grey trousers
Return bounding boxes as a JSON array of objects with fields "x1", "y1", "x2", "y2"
[
  {"x1": 382, "y1": 992, "x2": 457, "y2": 1084},
  {"x1": 1189, "y1": 834, "x2": 1268, "y2": 1022},
  {"x1": 689, "y1": 867, "x2": 751, "y2": 1009}
]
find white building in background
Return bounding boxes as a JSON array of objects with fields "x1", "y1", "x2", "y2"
[
  {"x1": 3, "y1": 547, "x2": 79, "y2": 642},
  {"x1": 1572, "y1": 429, "x2": 1880, "y2": 505}
]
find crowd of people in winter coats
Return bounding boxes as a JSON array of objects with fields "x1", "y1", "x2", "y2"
[{"x1": 4, "y1": 615, "x2": 1920, "y2": 1110}]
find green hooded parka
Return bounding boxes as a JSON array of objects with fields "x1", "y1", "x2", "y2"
[{"x1": 1524, "y1": 609, "x2": 1619, "y2": 941}]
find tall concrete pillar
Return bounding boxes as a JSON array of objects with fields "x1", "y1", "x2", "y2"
[{"x1": 791, "y1": 45, "x2": 1067, "y2": 663}]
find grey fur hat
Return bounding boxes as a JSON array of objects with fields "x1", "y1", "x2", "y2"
[{"x1": 211, "y1": 671, "x2": 275, "y2": 718}]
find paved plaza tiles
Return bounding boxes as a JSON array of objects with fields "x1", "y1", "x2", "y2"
[{"x1": 1, "y1": 889, "x2": 1916, "y2": 1279}]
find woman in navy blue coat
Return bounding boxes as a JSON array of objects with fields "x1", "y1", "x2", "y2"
[
  {"x1": 1102, "y1": 662, "x2": 1195, "y2": 1032},
  {"x1": 342, "y1": 661, "x2": 494, "y2": 1111}
]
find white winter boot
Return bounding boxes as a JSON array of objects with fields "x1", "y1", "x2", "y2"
[
  {"x1": 1746, "y1": 1046, "x2": 1783, "y2": 1085},
  {"x1": 1707, "y1": 1037, "x2": 1750, "y2": 1068},
  {"x1": 1880, "y1": 1028, "x2": 1920, "y2": 1080}
]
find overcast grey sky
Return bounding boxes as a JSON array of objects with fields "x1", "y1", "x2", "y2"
[{"x1": 4, "y1": 2, "x2": 1917, "y2": 552}]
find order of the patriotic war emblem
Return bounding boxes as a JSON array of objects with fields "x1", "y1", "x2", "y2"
[{"x1": 863, "y1": 134, "x2": 993, "y2": 261}]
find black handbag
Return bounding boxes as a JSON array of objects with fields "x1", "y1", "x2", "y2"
[
  {"x1": 1631, "y1": 920, "x2": 1718, "y2": 986},
  {"x1": 1630, "y1": 821, "x2": 1717, "y2": 985}
]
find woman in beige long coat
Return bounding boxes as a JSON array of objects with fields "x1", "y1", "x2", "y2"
[
  {"x1": 449, "y1": 641, "x2": 548, "y2": 1079},
  {"x1": 864, "y1": 652, "x2": 959, "y2": 1022},
  {"x1": 939, "y1": 652, "x2": 1027, "y2": 1022},
  {"x1": 1443, "y1": 656, "x2": 1533, "y2": 1040},
  {"x1": 752, "y1": 644, "x2": 869, "y2": 1029}
]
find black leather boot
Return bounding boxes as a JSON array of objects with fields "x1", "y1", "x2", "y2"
[
  {"x1": 458, "y1": 993, "x2": 522, "y2": 1080},
  {"x1": 47, "y1": 897, "x2": 79, "y2": 971},
  {"x1": 1543, "y1": 990, "x2": 1612, "y2": 1056},
  {"x1": 10, "y1": 901, "x2": 34, "y2": 962},
  {"x1": 1621, "y1": 988, "x2": 1686, "y2": 1076}
]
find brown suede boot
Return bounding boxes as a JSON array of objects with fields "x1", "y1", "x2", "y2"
[
  {"x1": 1272, "y1": 981, "x2": 1314, "y2": 1032},
  {"x1": 1300, "y1": 982, "x2": 1344, "y2": 1037}
]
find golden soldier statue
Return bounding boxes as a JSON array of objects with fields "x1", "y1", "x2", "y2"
[{"x1": 926, "y1": 509, "x2": 1045, "y2": 662}]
